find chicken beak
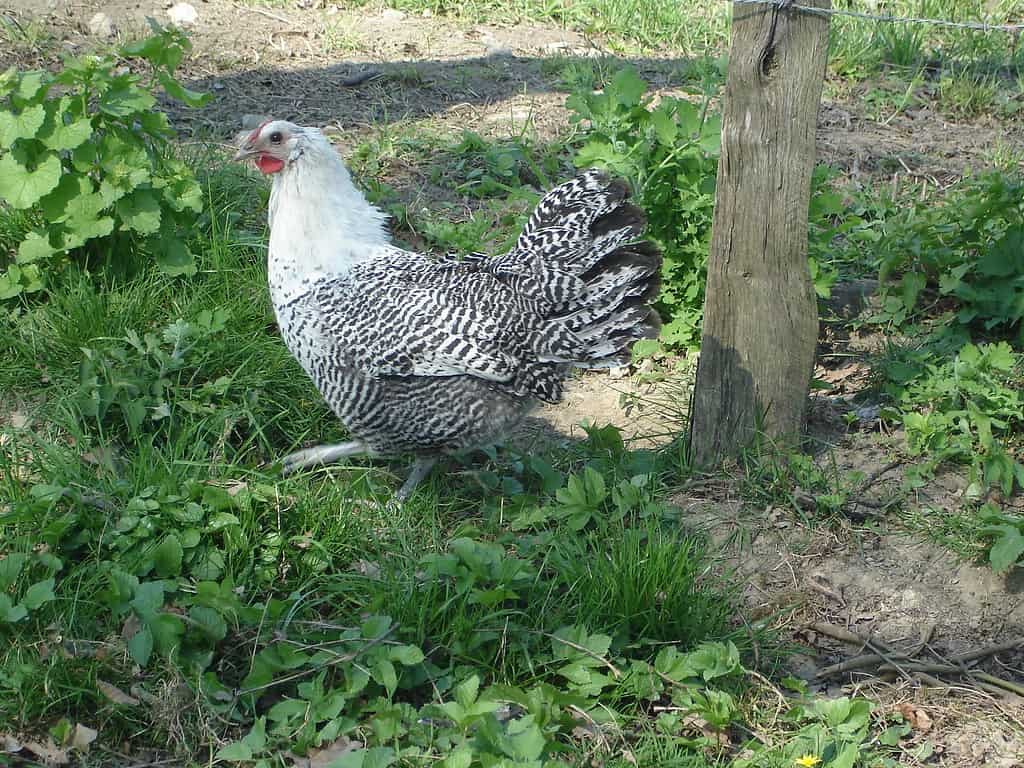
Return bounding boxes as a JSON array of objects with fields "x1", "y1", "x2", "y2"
[{"x1": 233, "y1": 144, "x2": 258, "y2": 162}]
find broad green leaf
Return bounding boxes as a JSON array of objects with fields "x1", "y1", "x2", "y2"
[
  {"x1": 978, "y1": 226, "x2": 1024, "y2": 278},
  {"x1": 830, "y1": 742, "x2": 860, "y2": 768},
  {"x1": 23, "y1": 578, "x2": 56, "y2": 610},
  {"x1": 99, "y1": 83, "x2": 156, "y2": 117},
  {"x1": 40, "y1": 116, "x2": 93, "y2": 151},
  {"x1": 189, "y1": 605, "x2": 228, "y2": 642},
  {"x1": 328, "y1": 747, "x2": 395, "y2": 768},
  {"x1": 0, "y1": 266, "x2": 25, "y2": 299},
  {"x1": 215, "y1": 741, "x2": 253, "y2": 762},
  {"x1": 15, "y1": 71, "x2": 47, "y2": 101},
  {"x1": 165, "y1": 177, "x2": 204, "y2": 214},
  {"x1": 0, "y1": 70, "x2": 14, "y2": 98},
  {"x1": 0, "y1": 151, "x2": 62, "y2": 209},
  {"x1": 650, "y1": 106, "x2": 677, "y2": 146},
  {"x1": 900, "y1": 272, "x2": 927, "y2": 311},
  {"x1": 205, "y1": 512, "x2": 240, "y2": 531},
  {"x1": 372, "y1": 658, "x2": 398, "y2": 695},
  {"x1": 987, "y1": 524, "x2": 1024, "y2": 572},
  {"x1": 131, "y1": 581, "x2": 166, "y2": 616},
  {"x1": 241, "y1": 717, "x2": 267, "y2": 752},
  {"x1": 17, "y1": 231, "x2": 58, "y2": 264},
  {"x1": 0, "y1": 103, "x2": 46, "y2": 144},
  {"x1": 441, "y1": 747, "x2": 473, "y2": 768},
  {"x1": 360, "y1": 614, "x2": 392, "y2": 639},
  {"x1": 454, "y1": 675, "x2": 480, "y2": 709},
  {"x1": 506, "y1": 716, "x2": 546, "y2": 761},
  {"x1": 0, "y1": 553, "x2": 29, "y2": 589},
  {"x1": 389, "y1": 644, "x2": 425, "y2": 665},
  {"x1": 153, "y1": 535, "x2": 184, "y2": 577},
  {"x1": 128, "y1": 626, "x2": 154, "y2": 665},
  {"x1": 156, "y1": 238, "x2": 197, "y2": 277},
  {"x1": 157, "y1": 71, "x2": 211, "y2": 108},
  {"x1": 149, "y1": 612, "x2": 185, "y2": 653},
  {"x1": 610, "y1": 67, "x2": 646, "y2": 107},
  {"x1": 0, "y1": 594, "x2": 28, "y2": 623},
  {"x1": 40, "y1": 174, "x2": 92, "y2": 222},
  {"x1": 985, "y1": 342, "x2": 1015, "y2": 372},
  {"x1": 62, "y1": 217, "x2": 115, "y2": 250},
  {"x1": 117, "y1": 189, "x2": 162, "y2": 235}
]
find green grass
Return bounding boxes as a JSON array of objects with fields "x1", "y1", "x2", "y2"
[
  {"x1": 5, "y1": 7, "x2": 1024, "y2": 758},
  {"x1": 0, "y1": 148, "x2": 773, "y2": 764}
]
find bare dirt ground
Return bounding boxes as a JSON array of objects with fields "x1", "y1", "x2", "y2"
[{"x1": 4, "y1": 0, "x2": 1024, "y2": 763}]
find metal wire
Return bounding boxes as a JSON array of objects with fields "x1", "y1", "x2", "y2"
[{"x1": 729, "y1": 0, "x2": 1024, "y2": 33}]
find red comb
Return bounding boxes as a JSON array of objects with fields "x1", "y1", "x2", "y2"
[{"x1": 247, "y1": 119, "x2": 272, "y2": 142}]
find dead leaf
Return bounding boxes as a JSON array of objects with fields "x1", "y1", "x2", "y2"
[
  {"x1": 130, "y1": 684, "x2": 160, "y2": 705},
  {"x1": 351, "y1": 560, "x2": 381, "y2": 579},
  {"x1": 121, "y1": 614, "x2": 141, "y2": 641},
  {"x1": 23, "y1": 739, "x2": 69, "y2": 765},
  {"x1": 98, "y1": 680, "x2": 140, "y2": 707},
  {"x1": 2, "y1": 734, "x2": 23, "y2": 754},
  {"x1": 681, "y1": 714, "x2": 731, "y2": 747},
  {"x1": 70, "y1": 724, "x2": 97, "y2": 752},
  {"x1": 9, "y1": 410, "x2": 29, "y2": 430},
  {"x1": 288, "y1": 737, "x2": 364, "y2": 768},
  {"x1": 226, "y1": 480, "x2": 249, "y2": 497},
  {"x1": 898, "y1": 703, "x2": 933, "y2": 733}
]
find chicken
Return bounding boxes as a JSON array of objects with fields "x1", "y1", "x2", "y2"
[{"x1": 234, "y1": 120, "x2": 662, "y2": 499}]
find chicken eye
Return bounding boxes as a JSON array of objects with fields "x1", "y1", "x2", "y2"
[{"x1": 269, "y1": 131, "x2": 283, "y2": 144}]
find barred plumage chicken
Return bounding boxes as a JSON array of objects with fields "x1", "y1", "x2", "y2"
[{"x1": 235, "y1": 120, "x2": 662, "y2": 499}]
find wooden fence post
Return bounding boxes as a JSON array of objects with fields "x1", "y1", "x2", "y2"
[{"x1": 688, "y1": 0, "x2": 831, "y2": 466}]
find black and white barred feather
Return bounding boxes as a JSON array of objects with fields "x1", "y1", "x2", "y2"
[{"x1": 272, "y1": 163, "x2": 661, "y2": 457}]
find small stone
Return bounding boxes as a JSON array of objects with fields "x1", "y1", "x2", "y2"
[
  {"x1": 485, "y1": 44, "x2": 514, "y2": 58},
  {"x1": 87, "y1": 12, "x2": 115, "y2": 38},
  {"x1": 608, "y1": 365, "x2": 630, "y2": 380},
  {"x1": 241, "y1": 114, "x2": 270, "y2": 130},
  {"x1": 854, "y1": 404, "x2": 881, "y2": 422},
  {"x1": 379, "y1": 8, "x2": 406, "y2": 22},
  {"x1": 167, "y1": 2, "x2": 198, "y2": 27}
]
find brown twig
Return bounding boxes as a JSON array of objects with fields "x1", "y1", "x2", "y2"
[
  {"x1": 859, "y1": 460, "x2": 901, "y2": 492},
  {"x1": 233, "y1": 623, "x2": 396, "y2": 698},
  {"x1": 817, "y1": 651, "x2": 914, "y2": 678},
  {"x1": 543, "y1": 632, "x2": 621, "y2": 679},
  {"x1": 806, "y1": 577, "x2": 845, "y2": 606},
  {"x1": 950, "y1": 638, "x2": 1024, "y2": 664},
  {"x1": 811, "y1": 621, "x2": 1024, "y2": 694}
]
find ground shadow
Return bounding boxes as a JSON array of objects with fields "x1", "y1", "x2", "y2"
[{"x1": 173, "y1": 53, "x2": 709, "y2": 135}]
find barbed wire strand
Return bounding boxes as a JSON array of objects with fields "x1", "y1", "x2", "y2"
[{"x1": 728, "y1": 0, "x2": 1024, "y2": 33}]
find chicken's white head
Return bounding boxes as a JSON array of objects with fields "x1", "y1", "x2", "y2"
[{"x1": 233, "y1": 119, "x2": 309, "y2": 175}]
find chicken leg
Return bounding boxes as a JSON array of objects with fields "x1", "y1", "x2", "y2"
[
  {"x1": 279, "y1": 440, "x2": 376, "y2": 475},
  {"x1": 395, "y1": 457, "x2": 438, "y2": 501}
]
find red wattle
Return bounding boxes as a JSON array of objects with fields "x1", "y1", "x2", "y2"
[{"x1": 256, "y1": 154, "x2": 285, "y2": 174}]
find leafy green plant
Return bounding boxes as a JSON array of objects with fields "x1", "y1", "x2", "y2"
[
  {"x1": 0, "y1": 21, "x2": 209, "y2": 299},
  {"x1": 0, "y1": 551, "x2": 58, "y2": 626},
  {"x1": 872, "y1": 173, "x2": 1024, "y2": 339},
  {"x1": 415, "y1": 193, "x2": 536, "y2": 256},
  {"x1": 567, "y1": 66, "x2": 720, "y2": 350},
  {"x1": 75, "y1": 308, "x2": 240, "y2": 436},
  {"x1": 885, "y1": 341, "x2": 1024, "y2": 495},
  {"x1": 433, "y1": 130, "x2": 559, "y2": 199},
  {"x1": 567, "y1": 68, "x2": 842, "y2": 351},
  {"x1": 979, "y1": 503, "x2": 1024, "y2": 573}
]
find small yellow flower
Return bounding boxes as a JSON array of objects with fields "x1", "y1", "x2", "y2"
[{"x1": 794, "y1": 756, "x2": 822, "y2": 768}]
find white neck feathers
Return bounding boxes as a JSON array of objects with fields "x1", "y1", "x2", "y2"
[{"x1": 266, "y1": 130, "x2": 389, "y2": 304}]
